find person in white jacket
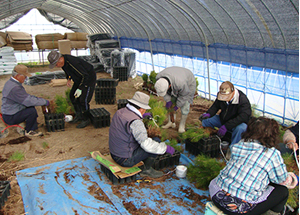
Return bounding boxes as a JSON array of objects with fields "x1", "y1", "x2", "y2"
[{"x1": 154, "y1": 66, "x2": 196, "y2": 133}]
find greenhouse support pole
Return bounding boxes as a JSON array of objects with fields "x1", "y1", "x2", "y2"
[
  {"x1": 205, "y1": 44, "x2": 211, "y2": 100},
  {"x1": 149, "y1": 39, "x2": 155, "y2": 71}
]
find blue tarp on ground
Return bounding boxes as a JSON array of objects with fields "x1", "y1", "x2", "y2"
[{"x1": 16, "y1": 154, "x2": 209, "y2": 215}]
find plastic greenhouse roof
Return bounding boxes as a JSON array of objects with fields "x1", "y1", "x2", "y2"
[{"x1": 0, "y1": 0, "x2": 298, "y2": 51}]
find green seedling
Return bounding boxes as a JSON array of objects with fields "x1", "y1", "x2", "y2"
[
  {"x1": 42, "y1": 142, "x2": 49, "y2": 149},
  {"x1": 8, "y1": 151, "x2": 25, "y2": 162}
]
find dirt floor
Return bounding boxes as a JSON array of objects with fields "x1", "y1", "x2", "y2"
[{"x1": 0, "y1": 66, "x2": 212, "y2": 215}]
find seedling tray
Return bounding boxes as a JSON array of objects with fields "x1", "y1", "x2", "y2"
[
  {"x1": 153, "y1": 150, "x2": 181, "y2": 170},
  {"x1": 100, "y1": 164, "x2": 137, "y2": 185},
  {"x1": 117, "y1": 99, "x2": 128, "y2": 110},
  {"x1": 185, "y1": 135, "x2": 220, "y2": 158},
  {"x1": 95, "y1": 87, "x2": 116, "y2": 104},
  {"x1": 89, "y1": 108, "x2": 111, "y2": 128},
  {"x1": 113, "y1": 66, "x2": 128, "y2": 81},
  {"x1": 96, "y1": 78, "x2": 119, "y2": 88},
  {"x1": 0, "y1": 181, "x2": 11, "y2": 209},
  {"x1": 44, "y1": 113, "x2": 65, "y2": 132}
]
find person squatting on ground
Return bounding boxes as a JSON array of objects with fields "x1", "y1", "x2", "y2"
[
  {"x1": 154, "y1": 66, "x2": 196, "y2": 133},
  {"x1": 282, "y1": 121, "x2": 299, "y2": 160},
  {"x1": 109, "y1": 91, "x2": 175, "y2": 178},
  {"x1": 47, "y1": 50, "x2": 96, "y2": 128},
  {"x1": 209, "y1": 117, "x2": 298, "y2": 215},
  {"x1": 1, "y1": 65, "x2": 49, "y2": 137},
  {"x1": 199, "y1": 81, "x2": 251, "y2": 145}
]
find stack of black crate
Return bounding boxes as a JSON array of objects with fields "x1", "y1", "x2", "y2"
[
  {"x1": 95, "y1": 78, "x2": 118, "y2": 104},
  {"x1": 113, "y1": 66, "x2": 128, "y2": 81},
  {"x1": 89, "y1": 108, "x2": 111, "y2": 128},
  {"x1": 0, "y1": 181, "x2": 11, "y2": 209},
  {"x1": 185, "y1": 135, "x2": 220, "y2": 157},
  {"x1": 117, "y1": 99, "x2": 128, "y2": 109},
  {"x1": 44, "y1": 113, "x2": 65, "y2": 132}
]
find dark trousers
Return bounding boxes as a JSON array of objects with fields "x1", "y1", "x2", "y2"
[
  {"x1": 212, "y1": 183, "x2": 289, "y2": 215},
  {"x1": 70, "y1": 80, "x2": 96, "y2": 112},
  {"x1": 111, "y1": 137, "x2": 161, "y2": 167},
  {"x1": 2, "y1": 107, "x2": 38, "y2": 133}
]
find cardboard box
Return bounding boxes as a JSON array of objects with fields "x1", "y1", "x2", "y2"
[{"x1": 58, "y1": 39, "x2": 71, "y2": 54}]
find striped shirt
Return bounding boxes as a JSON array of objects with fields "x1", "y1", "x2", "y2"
[{"x1": 214, "y1": 140, "x2": 288, "y2": 202}]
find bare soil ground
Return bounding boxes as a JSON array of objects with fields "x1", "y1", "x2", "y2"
[{"x1": 0, "y1": 66, "x2": 212, "y2": 215}]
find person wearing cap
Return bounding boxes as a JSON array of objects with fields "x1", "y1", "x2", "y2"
[
  {"x1": 1, "y1": 64, "x2": 49, "y2": 137},
  {"x1": 154, "y1": 66, "x2": 197, "y2": 133},
  {"x1": 47, "y1": 50, "x2": 96, "y2": 128},
  {"x1": 199, "y1": 81, "x2": 252, "y2": 145},
  {"x1": 109, "y1": 91, "x2": 175, "y2": 178}
]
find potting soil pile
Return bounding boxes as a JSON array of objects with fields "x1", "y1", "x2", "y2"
[{"x1": 16, "y1": 155, "x2": 210, "y2": 214}]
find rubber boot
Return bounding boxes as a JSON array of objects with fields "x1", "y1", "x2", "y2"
[
  {"x1": 72, "y1": 105, "x2": 83, "y2": 124},
  {"x1": 178, "y1": 114, "x2": 188, "y2": 133},
  {"x1": 162, "y1": 114, "x2": 176, "y2": 129},
  {"x1": 140, "y1": 157, "x2": 163, "y2": 178},
  {"x1": 76, "y1": 111, "x2": 91, "y2": 128}
]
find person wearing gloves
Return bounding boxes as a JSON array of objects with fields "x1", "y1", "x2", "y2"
[
  {"x1": 47, "y1": 50, "x2": 96, "y2": 128},
  {"x1": 199, "y1": 81, "x2": 251, "y2": 145},
  {"x1": 154, "y1": 66, "x2": 196, "y2": 133},
  {"x1": 1, "y1": 65, "x2": 49, "y2": 137},
  {"x1": 209, "y1": 117, "x2": 297, "y2": 215},
  {"x1": 109, "y1": 91, "x2": 175, "y2": 178}
]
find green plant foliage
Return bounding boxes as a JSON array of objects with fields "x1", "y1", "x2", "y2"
[
  {"x1": 8, "y1": 151, "x2": 25, "y2": 162},
  {"x1": 54, "y1": 89, "x2": 74, "y2": 114},
  {"x1": 165, "y1": 138, "x2": 183, "y2": 152},
  {"x1": 149, "y1": 70, "x2": 157, "y2": 84},
  {"x1": 251, "y1": 104, "x2": 261, "y2": 118},
  {"x1": 187, "y1": 154, "x2": 225, "y2": 189},
  {"x1": 42, "y1": 142, "x2": 49, "y2": 149},
  {"x1": 180, "y1": 126, "x2": 210, "y2": 142},
  {"x1": 142, "y1": 73, "x2": 148, "y2": 83},
  {"x1": 147, "y1": 95, "x2": 167, "y2": 127}
]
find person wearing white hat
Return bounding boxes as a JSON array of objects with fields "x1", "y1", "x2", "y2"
[
  {"x1": 1, "y1": 65, "x2": 49, "y2": 137},
  {"x1": 199, "y1": 81, "x2": 252, "y2": 145},
  {"x1": 154, "y1": 66, "x2": 196, "y2": 133},
  {"x1": 109, "y1": 91, "x2": 175, "y2": 178}
]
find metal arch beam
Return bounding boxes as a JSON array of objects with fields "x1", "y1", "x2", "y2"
[
  {"x1": 190, "y1": 0, "x2": 229, "y2": 44},
  {"x1": 214, "y1": 0, "x2": 246, "y2": 46},
  {"x1": 239, "y1": 0, "x2": 267, "y2": 48},
  {"x1": 260, "y1": 0, "x2": 287, "y2": 49},
  {"x1": 149, "y1": 0, "x2": 188, "y2": 41},
  {"x1": 166, "y1": 0, "x2": 212, "y2": 100},
  {"x1": 131, "y1": 1, "x2": 168, "y2": 39}
]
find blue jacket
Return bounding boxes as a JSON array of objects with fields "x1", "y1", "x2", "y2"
[{"x1": 1, "y1": 77, "x2": 48, "y2": 115}]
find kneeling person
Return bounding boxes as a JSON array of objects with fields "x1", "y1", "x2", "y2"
[{"x1": 109, "y1": 91, "x2": 175, "y2": 178}]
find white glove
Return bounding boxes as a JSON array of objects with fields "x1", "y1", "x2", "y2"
[{"x1": 74, "y1": 89, "x2": 82, "y2": 98}]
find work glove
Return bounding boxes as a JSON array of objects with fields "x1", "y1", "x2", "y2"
[
  {"x1": 166, "y1": 101, "x2": 173, "y2": 109},
  {"x1": 217, "y1": 125, "x2": 227, "y2": 137},
  {"x1": 173, "y1": 106, "x2": 178, "y2": 111},
  {"x1": 74, "y1": 89, "x2": 82, "y2": 98},
  {"x1": 45, "y1": 100, "x2": 50, "y2": 106},
  {"x1": 199, "y1": 113, "x2": 210, "y2": 121},
  {"x1": 143, "y1": 112, "x2": 152, "y2": 119},
  {"x1": 166, "y1": 145, "x2": 175, "y2": 155}
]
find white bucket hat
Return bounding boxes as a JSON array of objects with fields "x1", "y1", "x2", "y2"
[
  {"x1": 154, "y1": 78, "x2": 169, "y2": 97},
  {"x1": 127, "y1": 91, "x2": 151, "y2": 110}
]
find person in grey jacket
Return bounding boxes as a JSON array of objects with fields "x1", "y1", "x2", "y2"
[
  {"x1": 109, "y1": 91, "x2": 175, "y2": 178},
  {"x1": 1, "y1": 65, "x2": 49, "y2": 137},
  {"x1": 154, "y1": 66, "x2": 196, "y2": 133}
]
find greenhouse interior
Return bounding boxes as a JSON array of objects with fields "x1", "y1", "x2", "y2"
[{"x1": 0, "y1": 0, "x2": 299, "y2": 214}]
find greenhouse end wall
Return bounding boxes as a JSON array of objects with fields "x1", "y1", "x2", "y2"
[{"x1": 119, "y1": 37, "x2": 299, "y2": 125}]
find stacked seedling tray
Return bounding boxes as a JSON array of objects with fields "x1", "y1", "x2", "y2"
[
  {"x1": 89, "y1": 108, "x2": 111, "y2": 128},
  {"x1": 44, "y1": 113, "x2": 65, "y2": 132},
  {"x1": 152, "y1": 150, "x2": 181, "y2": 170},
  {"x1": 95, "y1": 78, "x2": 118, "y2": 104},
  {"x1": 185, "y1": 135, "x2": 220, "y2": 158},
  {"x1": 0, "y1": 181, "x2": 11, "y2": 209},
  {"x1": 113, "y1": 66, "x2": 128, "y2": 81},
  {"x1": 100, "y1": 164, "x2": 137, "y2": 185},
  {"x1": 117, "y1": 99, "x2": 128, "y2": 110}
]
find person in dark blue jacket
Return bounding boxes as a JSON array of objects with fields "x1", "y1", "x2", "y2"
[
  {"x1": 47, "y1": 50, "x2": 96, "y2": 128},
  {"x1": 1, "y1": 65, "x2": 49, "y2": 136},
  {"x1": 199, "y1": 81, "x2": 252, "y2": 145}
]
